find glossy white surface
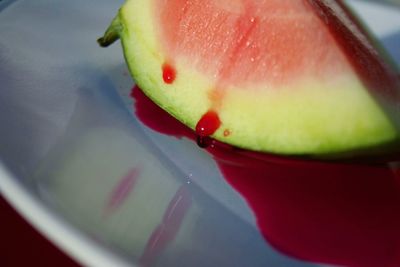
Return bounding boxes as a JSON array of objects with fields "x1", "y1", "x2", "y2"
[{"x1": 0, "y1": 1, "x2": 399, "y2": 266}]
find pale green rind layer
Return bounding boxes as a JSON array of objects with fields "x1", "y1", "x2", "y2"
[
  {"x1": 113, "y1": 0, "x2": 397, "y2": 155},
  {"x1": 119, "y1": 1, "x2": 214, "y2": 129}
]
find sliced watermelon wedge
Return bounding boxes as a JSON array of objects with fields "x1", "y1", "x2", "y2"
[{"x1": 99, "y1": 0, "x2": 400, "y2": 156}]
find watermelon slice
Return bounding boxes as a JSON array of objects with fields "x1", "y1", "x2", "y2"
[{"x1": 98, "y1": 0, "x2": 400, "y2": 156}]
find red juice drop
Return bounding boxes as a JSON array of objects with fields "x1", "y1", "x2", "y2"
[
  {"x1": 162, "y1": 63, "x2": 176, "y2": 84},
  {"x1": 223, "y1": 129, "x2": 231, "y2": 137},
  {"x1": 131, "y1": 85, "x2": 400, "y2": 267},
  {"x1": 195, "y1": 110, "x2": 221, "y2": 137}
]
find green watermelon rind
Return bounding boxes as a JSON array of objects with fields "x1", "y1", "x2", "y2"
[{"x1": 109, "y1": 0, "x2": 398, "y2": 155}]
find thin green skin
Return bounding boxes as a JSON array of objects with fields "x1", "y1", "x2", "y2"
[{"x1": 99, "y1": 2, "x2": 399, "y2": 156}]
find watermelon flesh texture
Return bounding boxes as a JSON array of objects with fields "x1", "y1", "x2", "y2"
[
  {"x1": 100, "y1": 0, "x2": 400, "y2": 156},
  {"x1": 159, "y1": 0, "x2": 352, "y2": 86}
]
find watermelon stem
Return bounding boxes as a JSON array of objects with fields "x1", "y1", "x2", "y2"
[{"x1": 97, "y1": 16, "x2": 122, "y2": 47}]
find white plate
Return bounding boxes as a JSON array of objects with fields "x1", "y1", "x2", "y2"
[{"x1": 0, "y1": 1, "x2": 399, "y2": 266}]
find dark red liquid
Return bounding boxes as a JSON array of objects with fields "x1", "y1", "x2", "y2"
[
  {"x1": 0, "y1": 196, "x2": 80, "y2": 267},
  {"x1": 162, "y1": 63, "x2": 176, "y2": 84},
  {"x1": 131, "y1": 86, "x2": 400, "y2": 267}
]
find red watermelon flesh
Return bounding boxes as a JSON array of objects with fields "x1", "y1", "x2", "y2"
[
  {"x1": 98, "y1": 0, "x2": 400, "y2": 156},
  {"x1": 157, "y1": 0, "x2": 353, "y2": 87}
]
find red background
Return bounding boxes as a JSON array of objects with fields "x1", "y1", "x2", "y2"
[{"x1": 0, "y1": 195, "x2": 80, "y2": 267}]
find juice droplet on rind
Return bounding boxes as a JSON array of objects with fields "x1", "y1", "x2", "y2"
[
  {"x1": 195, "y1": 110, "x2": 221, "y2": 137},
  {"x1": 162, "y1": 63, "x2": 176, "y2": 84},
  {"x1": 223, "y1": 129, "x2": 231, "y2": 137}
]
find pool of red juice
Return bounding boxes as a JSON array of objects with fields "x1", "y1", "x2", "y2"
[{"x1": 131, "y1": 86, "x2": 400, "y2": 267}]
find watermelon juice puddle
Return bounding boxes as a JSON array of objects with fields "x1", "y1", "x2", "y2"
[{"x1": 131, "y1": 85, "x2": 400, "y2": 267}]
